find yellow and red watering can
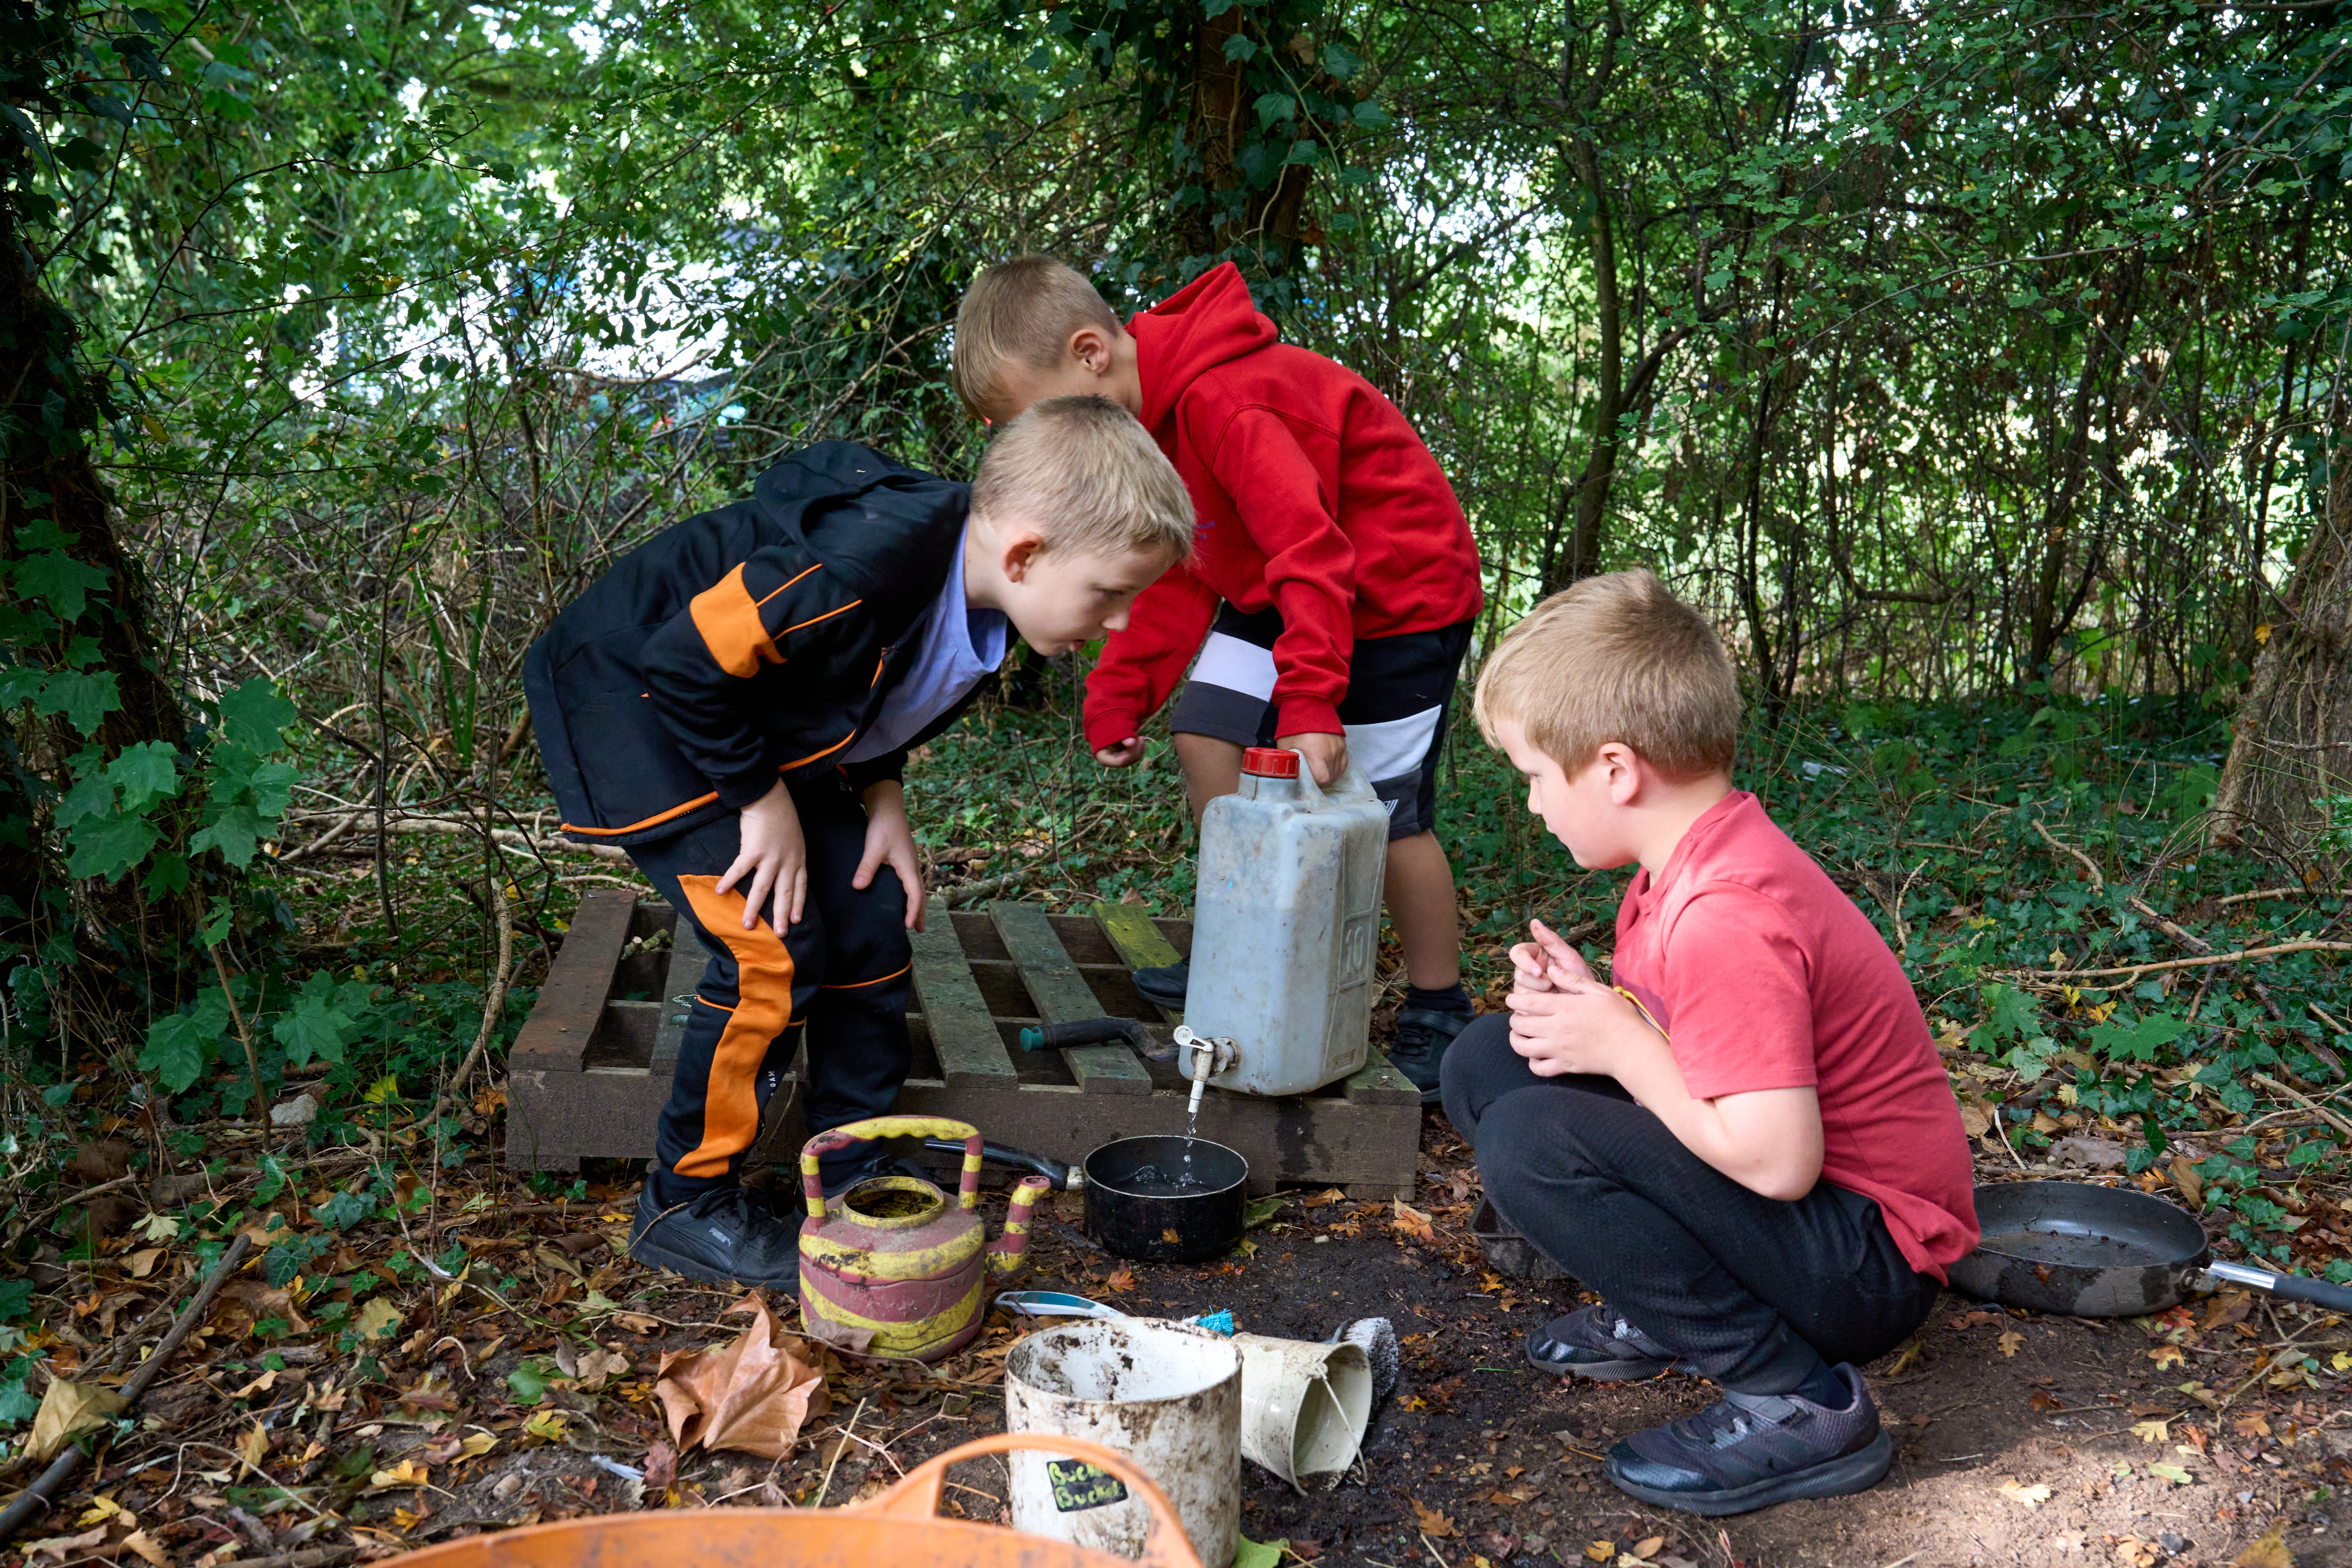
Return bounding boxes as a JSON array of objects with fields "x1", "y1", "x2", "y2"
[{"x1": 798, "y1": 1115, "x2": 1053, "y2": 1361}]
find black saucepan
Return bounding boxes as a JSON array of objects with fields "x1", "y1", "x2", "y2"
[
  {"x1": 1950, "y1": 1180, "x2": 2352, "y2": 1317},
  {"x1": 1083, "y1": 1135, "x2": 1248, "y2": 1264}
]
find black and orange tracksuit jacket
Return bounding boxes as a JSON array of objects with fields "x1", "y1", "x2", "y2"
[{"x1": 525, "y1": 441, "x2": 980, "y2": 845}]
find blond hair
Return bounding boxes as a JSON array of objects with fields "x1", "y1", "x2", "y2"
[
  {"x1": 953, "y1": 256, "x2": 1122, "y2": 418},
  {"x1": 971, "y1": 395, "x2": 1193, "y2": 562},
  {"x1": 1474, "y1": 569, "x2": 1739, "y2": 779}
]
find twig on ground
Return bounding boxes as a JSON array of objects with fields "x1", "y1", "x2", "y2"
[
  {"x1": 0, "y1": 1233, "x2": 254, "y2": 1545},
  {"x1": 210, "y1": 948, "x2": 270, "y2": 1117},
  {"x1": 2250, "y1": 1073, "x2": 2352, "y2": 1141},
  {"x1": 2129, "y1": 894, "x2": 2292, "y2": 1031},
  {"x1": 2034, "y1": 818, "x2": 2104, "y2": 893},
  {"x1": 427, "y1": 873, "x2": 514, "y2": 1135},
  {"x1": 2001, "y1": 939, "x2": 2352, "y2": 982},
  {"x1": 813, "y1": 1396, "x2": 868, "y2": 1508}
]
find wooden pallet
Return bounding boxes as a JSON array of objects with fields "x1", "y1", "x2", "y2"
[{"x1": 506, "y1": 890, "x2": 1421, "y2": 1196}]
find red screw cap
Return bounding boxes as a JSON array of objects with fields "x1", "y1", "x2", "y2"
[{"x1": 1243, "y1": 747, "x2": 1299, "y2": 777}]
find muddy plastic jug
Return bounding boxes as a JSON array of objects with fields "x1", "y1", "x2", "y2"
[{"x1": 1184, "y1": 746, "x2": 1389, "y2": 1096}]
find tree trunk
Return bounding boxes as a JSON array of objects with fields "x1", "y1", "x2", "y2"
[
  {"x1": 2, "y1": 57, "x2": 198, "y2": 1006},
  {"x1": 2211, "y1": 416, "x2": 2352, "y2": 855}
]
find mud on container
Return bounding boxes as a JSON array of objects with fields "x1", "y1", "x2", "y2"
[{"x1": 1006, "y1": 1320, "x2": 1243, "y2": 1568}]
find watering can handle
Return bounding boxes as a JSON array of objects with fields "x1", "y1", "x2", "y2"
[
  {"x1": 800, "y1": 1115, "x2": 982, "y2": 1222},
  {"x1": 849, "y1": 1432, "x2": 1205, "y2": 1568}
]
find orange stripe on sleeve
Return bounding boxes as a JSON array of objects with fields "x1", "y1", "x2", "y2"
[
  {"x1": 673, "y1": 877, "x2": 796, "y2": 1178},
  {"x1": 689, "y1": 563, "x2": 783, "y2": 678}
]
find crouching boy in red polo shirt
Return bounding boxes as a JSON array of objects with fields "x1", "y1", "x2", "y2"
[{"x1": 1444, "y1": 570, "x2": 1978, "y2": 1515}]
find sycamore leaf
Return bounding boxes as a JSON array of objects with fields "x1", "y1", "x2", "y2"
[
  {"x1": 1998, "y1": 1480, "x2": 2052, "y2": 1508},
  {"x1": 216, "y1": 678, "x2": 298, "y2": 752}
]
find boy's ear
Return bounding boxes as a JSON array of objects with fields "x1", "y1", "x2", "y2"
[
  {"x1": 1601, "y1": 742, "x2": 1644, "y2": 805},
  {"x1": 998, "y1": 528, "x2": 1047, "y2": 583},
  {"x1": 1066, "y1": 323, "x2": 1117, "y2": 377}
]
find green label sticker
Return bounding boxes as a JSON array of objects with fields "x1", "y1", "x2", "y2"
[{"x1": 1046, "y1": 1457, "x2": 1128, "y2": 1512}]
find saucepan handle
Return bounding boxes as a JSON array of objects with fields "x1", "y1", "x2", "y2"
[{"x1": 2206, "y1": 1259, "x2": 2352, "y2": 1314}]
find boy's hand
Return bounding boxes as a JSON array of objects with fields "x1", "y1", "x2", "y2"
[
  {"x1": 1509, "y1": 919, "x2": 1597, "y2": 993},
  {"x1": 1275, "y1": 731, "x2": 1348, "y2": 786},
  {"x1": 854, "y1": 780, "x2": 926, "y2": 931},
  {"x1": 1094, "y1": 737, "x2": 1146, "y2": 768},
  {"x1": 719, "y1": 778, "x2": 806, "y2": 931},
  {"x1": 1504, "y1": 979, "x2": 1657, "y2": 1078}
]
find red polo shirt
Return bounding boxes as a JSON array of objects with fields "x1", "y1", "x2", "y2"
[{"x1": 1610, "y1": 792, "x2": 1979, "y2": 1279}]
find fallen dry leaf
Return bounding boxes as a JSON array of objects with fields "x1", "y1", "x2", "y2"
[
  {"x1": 1999, "y1": 1480, "x2": 2053, "y2": 1508},
  {"x1": 2115, "y1": 1539, "x2": 2160, "y2": 1568},
  {"x1": 1410, "y1": 1498, "x2": 1457, "y2": 1538},
  {"x1": 119, "y1": 1530, "x2": 168, "y2": 1568},
  {"x1": 1632, "y1": 1538, "x2": 1665, "y2": 1560},
  {"x1": 369, "y1": 1458, "x2": 430, "y2": 1490},
  {"x1": 654, "y1": 1291, "x2": 830, "y2": 1459},
  {"x1": 125, "y1": 1247, "x2": 163, "y2": 1279},
  {"x1": 1998, "y1": 1330, "x2": 2024, "y2": 1358},
  {"x1": 575, "y1": 1347, "x2": 631, "y2": 1393},
  {"x1": 27, "y1": 1377, "x2": 129, "y2": 1462},
  {"x1": 22, "y1": 1526, "x2": 109, "y2": 1560},
  {"x1": 1101, "y1": 1267, "x2": 1136, "y2": 1294},
  {"x1": 2234, "y1": 1521, "x2": 2295, "y2": 1568},
  {"x1": 2234, "y1": 1412, "x2": 2273, "y2": 1438},
  {"x1": 1584, "y1": 1543, "x2": 1614, "y2": 1563},
  {"x1": 2148, "y1": 1345, "x2": 2186, "y2": 1370},
  {"x1": 355, "y1": 1296, "x2": 404, "y2": 1342},
  {"x1": 2130, "y1": 1418, "x2": 2170, "y2": 1444},
  {"x1": 237, "y1": 1422, "x2": 270, "y2": 1470}
]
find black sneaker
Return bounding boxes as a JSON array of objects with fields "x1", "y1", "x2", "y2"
[
  {"x1": 1387, "y1": 1005, "x2": 1473, "y2": 1106},
  {"x1": 630, "y1": 1181, "x2": 803, "y2": 1293},
  {"x1": 1603, "y1": 1363, "x2": 1892, "y2": 1516},
  {"x1": 1133, "y1": 958, "x2": 1189, "y2": 1010},
  {"x1": 1527, "y1": 1303, "x2": 1687, "y2": 1381}
]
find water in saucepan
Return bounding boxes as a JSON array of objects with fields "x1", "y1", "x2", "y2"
[{"x1": 1122, "y1": 1164, "x2": 1214, "y2": 1197}]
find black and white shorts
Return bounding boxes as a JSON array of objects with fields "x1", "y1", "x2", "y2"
[{"x1": 1166, "y1": 603, "x2": 1474, "y2": 841}]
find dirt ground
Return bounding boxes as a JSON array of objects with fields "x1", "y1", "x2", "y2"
[{"x1": 16, "y1": 1114, "x2": 2352, "y2": 1568}]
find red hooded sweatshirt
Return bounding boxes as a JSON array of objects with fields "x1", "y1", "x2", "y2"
[{"x1": 1081, "y1": 264, "x2": 1484, "y2": 750}]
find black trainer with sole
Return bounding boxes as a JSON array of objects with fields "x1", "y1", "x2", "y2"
[
  {"x1": 630, "y1": 1181, "x2": 804, "y2": 1293},
  {"x1": 1388, "y1": 1005, "x2": 1473, "y2": 1106},
  {"x1": 1603, "y1": 1363, "x2": 1892, "y2": 1515},
  {"x1": 1133, "y1": 958, "x2": 1189, "y2": 1010},
  {"x1": 1527, "y1": 1303, "x2": 1686, "y2": 1380}
]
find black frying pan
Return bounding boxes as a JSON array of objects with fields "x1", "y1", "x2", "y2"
[{"x1": 1950, "y1": 1181, "x2": 2352, "y2": 1317}]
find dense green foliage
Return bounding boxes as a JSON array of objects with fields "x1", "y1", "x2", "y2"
[{"x1": 1, "y1": 0, "x2": 2349, "y2": 1223}]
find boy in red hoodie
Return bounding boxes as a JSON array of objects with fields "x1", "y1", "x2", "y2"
[{"x1": 953, "y1": 257, "x2": 1486, "y2": 1099}]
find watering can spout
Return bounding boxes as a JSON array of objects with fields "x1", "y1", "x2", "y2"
[{"x1": 989, "y1": 1176, "x2": 1055, "y2": 1275}]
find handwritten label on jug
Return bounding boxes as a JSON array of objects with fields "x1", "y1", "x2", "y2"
[{"x1": 1046, "y1": 1458, "x2": 1128, "y2": 1512}]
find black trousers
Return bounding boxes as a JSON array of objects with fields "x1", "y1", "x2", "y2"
[
  {"x1": 1441, "y1": 1014, "x2": 1939, "y2": 1394},
  {"x1": 625, "y1": 773, "x2": 913, "y2": 1197}
]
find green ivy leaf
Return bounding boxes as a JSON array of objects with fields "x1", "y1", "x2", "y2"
[
  {"x1": 10, "y1": 552, "x2": 109, "y2": 622},
  {"x1": 1253, "y1": 90, "x2": 1296, "y2": 130},
  {"x1": 66, "y1": 810, "x2": 161, "y2": 882},
  {"x1": 272, "y1": 971, "x2": 359, "y2": 1067},
  {"x1": 217, "y1": 678, "x2": 298, "y2": 752}
]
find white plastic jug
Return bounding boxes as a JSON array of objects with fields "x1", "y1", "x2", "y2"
[{"x1": 1184, "y1": 747, "x2": 1389, "y2": 1097}]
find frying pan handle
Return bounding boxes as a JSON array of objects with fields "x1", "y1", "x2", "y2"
[{"x1": 2206, "y1": 1259, "x2": 2352, "y2": 1313}]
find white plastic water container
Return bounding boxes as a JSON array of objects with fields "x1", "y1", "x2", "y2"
[{"x1": 1184, "y1": 747, "x2": 1389, "y2": 1096}]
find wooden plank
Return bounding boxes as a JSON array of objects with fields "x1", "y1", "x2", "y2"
[
  {"x1": 511, "y1": 888, "x2": 636, "y2": 1071},
  {"x1": 912, "y1": 898, "x2": 1019, "y2": 1090},
  {"x1": 1091, "y1": 901, "x2": 1184, "y2": 1026},
  {"x1": 1343, "y1": 1046, "x2": 1422, "y2": 1106},
  {"x1": 648, "y1": 922, "x2": 710, "y2": 1076},
  {"x1": 991, "y1": 901, "x2": 1151, "y2": 1096}
]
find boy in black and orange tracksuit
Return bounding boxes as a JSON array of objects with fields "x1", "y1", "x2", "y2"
[{"x1": 524, "y1": 402, "x2": 1191, "y2": 1291}]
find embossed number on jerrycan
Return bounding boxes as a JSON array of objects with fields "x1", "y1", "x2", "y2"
[
  {"x1": 1185, "y1": 747, "x2": 1389, "y2": 1097},
  {"x1": 798, "y1": 1115, "x2": 1052, "y2": 1361}
]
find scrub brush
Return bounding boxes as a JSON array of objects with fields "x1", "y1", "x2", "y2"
[{"x1": 1325, "y1": 1316, "x2": 1398, "y2": 1401}]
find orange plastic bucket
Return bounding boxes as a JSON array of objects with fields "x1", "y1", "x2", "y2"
[{"x1": 382, "y1": 1434, "x2": 1203, "y2": 1568}]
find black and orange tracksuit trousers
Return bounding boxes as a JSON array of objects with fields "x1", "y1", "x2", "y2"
[{"x1": 624, "y1": 771, "x2": 913, "y2": 1202}]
